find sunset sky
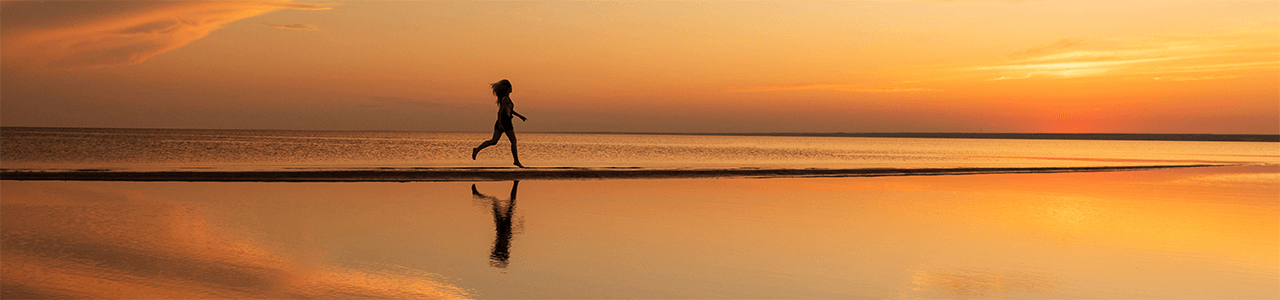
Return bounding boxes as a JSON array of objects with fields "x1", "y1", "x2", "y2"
[{"x1": 2, "y1": 1, "x2": 1277, "y2": 134}]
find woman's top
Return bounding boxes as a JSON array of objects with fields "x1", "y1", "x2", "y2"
[{"x1": 497, "y1": 97, "x2": 515, "y2": 128}]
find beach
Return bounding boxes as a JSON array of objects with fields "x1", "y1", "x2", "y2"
[
  {"x1": 3, "y1": 165, "x2": 1277, "y2": 298},
  {"x1": 5, "y1": 1, "x2": 1278, "y2": 298}
]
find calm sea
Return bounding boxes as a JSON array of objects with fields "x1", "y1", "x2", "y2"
[
  {"x1": 3, "y1": 127, "x2": 1276, "y2": 172},
  {"x1": 3, "y1": 127, "x2": 1279, "y2": 298},
  {"x1": 3, "y1": 167, "x2": 1278, "y2": 298}
]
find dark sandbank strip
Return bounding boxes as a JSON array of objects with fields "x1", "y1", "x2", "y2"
[{"x1": 0, "y1": 164, "x2": 1235, "y2": 182}]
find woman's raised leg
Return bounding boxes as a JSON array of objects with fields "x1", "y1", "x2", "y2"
[{"x1": 473, "y1": 130, "x2": 504, "y2": 160}]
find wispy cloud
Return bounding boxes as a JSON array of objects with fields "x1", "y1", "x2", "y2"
[
  {"x1": 1154, "y1": 75, "x2": 1242, "y2": 81},
  {"x1": 357, "y1": 96, "x2": 478, "y2": 109},
  {"x1": 1, "y1": 1, "x2": 331, "y2": 70},
  {"x1": 956, "y1": 29, "x2": 1279, "y2": 81},
  {"x1": 1008, "y1": 38, "x2": 1081, "y2": 58},
  {"x1": 1147, "y1": 61, "x2": 1279, "y2": 75},
  {"x1": 728, "y1": 83, "x2": 939, "y2": 93},
  {"x1": 259, "y1": 23, "x2": 319, "y2": 31},
  {"x1": 972, "y1": 57, "x2": 1183, "y2": 79}
]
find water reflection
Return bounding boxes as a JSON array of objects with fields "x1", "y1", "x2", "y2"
[
  {"x1": 0, "y1": 183, "x2": 471, "y2": 299},
  {"x1": 3, "y1": 165, "x2": 1276, "y2": 298},
  {"x1": 906, "y1": 267, "x2": 1059, "y2": 298},
  {"x1": 471, "y1": 181, "x2": 520, "y2": 269}
]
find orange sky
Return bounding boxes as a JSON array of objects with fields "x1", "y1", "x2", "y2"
[{"x1": 2, "y1": 1, "x2": 1277, "y2": 134}]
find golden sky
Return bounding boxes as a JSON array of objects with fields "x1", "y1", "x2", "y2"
[{"x1": 2, "y1": 1, "x2": 1277, "y2": 134}]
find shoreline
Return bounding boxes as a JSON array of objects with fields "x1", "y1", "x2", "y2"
[{"x1": 0, "y1": 164, "x2": 1240, "y2": 182}]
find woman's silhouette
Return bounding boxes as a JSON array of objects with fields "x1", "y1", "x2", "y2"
[{"x1": 472, "y1": 79, "x2": 527, "y2": 168}]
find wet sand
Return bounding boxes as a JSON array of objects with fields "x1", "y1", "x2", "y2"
[
  {"x1": 0, "y1": 163, "x2": 1235, "y2": 182},
  {"x1": 2, "y1": 165, "x2": 1277, "y2": 298}
]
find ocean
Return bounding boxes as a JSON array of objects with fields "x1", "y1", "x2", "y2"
[
  {"x1": 2, "y1": 127, "x2": 1278, "y2": 298},
  {"x1": 3, "y1": 127, "x2": 1276, "y2": 173}
]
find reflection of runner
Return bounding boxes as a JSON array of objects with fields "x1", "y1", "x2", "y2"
[
  {"x1": 471, "y1": 181, "x2": 518, "y2": 269},
  {"x1": 471, "y1": 79, "x2": 527, "y2": 168}
]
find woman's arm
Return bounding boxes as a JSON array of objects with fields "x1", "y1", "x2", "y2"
[{"x1": 513, "y1": 111, "x2": 527, "y2": 121}]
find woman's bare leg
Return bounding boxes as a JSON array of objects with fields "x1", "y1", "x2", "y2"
[
  {"x1": 473, "y1": 130, "x2": 504, "y2": 160},
  {"x1": 504, "y1": 129, "x2": 524, "y2": 168}
]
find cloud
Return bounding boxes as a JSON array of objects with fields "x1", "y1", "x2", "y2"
[
  {"x1": 1008, "y1": 38, "x2": 1081, "y2": 58},
  {"x1": 729, "y1": 83, "x2": 938, "y2": 93},
  {"x1": 952, "y1": 28, "x2": 1280, "y2": 80},
  {"x1": 1154, "y1": 75, "x2": 1242, "y2": 81},
  {"x1": 260, "y1": 23, "x2": 319, "y2": 31},
  {"x1": 958, "y1": 29, "x2": 1279, "y2": 80},
  {"x1": 972, "y1": 57, "x2": 1182, "y2": 79},
  {"x1": 0, "y1": 1, "x2": 331, "y2": 70},
  {"x1": 357, "y1": 96, "x2": 480, "y2": 109}
]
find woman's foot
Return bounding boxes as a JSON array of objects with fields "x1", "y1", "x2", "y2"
[
  {"x1": 513, "y1": 161, "x2": 525, "y2": 168},
  {"x1": 471, "y1": 147, "x2": 480, "y2": 160}
]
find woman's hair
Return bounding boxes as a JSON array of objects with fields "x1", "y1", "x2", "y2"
[{"x1": 491, "y1": 79, "x2": 512, "y2": 102}]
